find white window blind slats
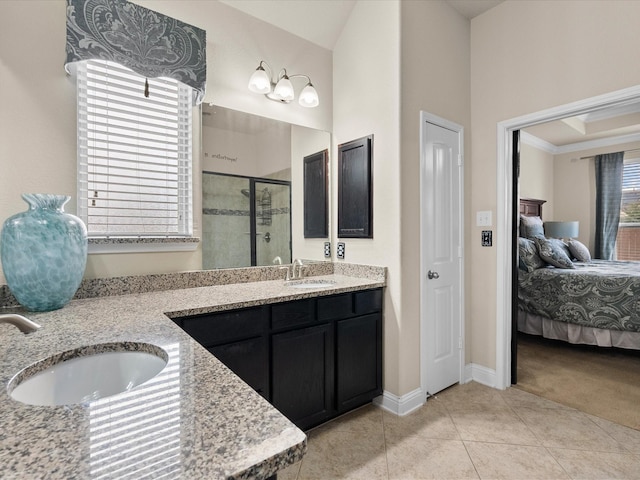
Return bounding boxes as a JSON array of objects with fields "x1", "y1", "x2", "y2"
[{"x1": 77, "y1": 59, "x2": 192, "y2": 237}]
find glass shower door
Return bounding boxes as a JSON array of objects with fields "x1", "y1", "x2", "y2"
[
  {"x1": 254, "y1": 181, "x2": 291, "y2": 266},
  {"x1": 202, "y1": 174, "x2": 252, "y2": 268}
]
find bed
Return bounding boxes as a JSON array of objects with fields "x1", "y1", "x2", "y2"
[{"x1": 517, "y1": 199, "x2": 640, "y2": 350}]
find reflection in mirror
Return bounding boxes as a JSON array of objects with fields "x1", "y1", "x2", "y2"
[{"x1": 201, "y1": 105, "x2": 330, "y2": 269}]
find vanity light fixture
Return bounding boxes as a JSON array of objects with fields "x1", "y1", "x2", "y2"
[{"x1": 248, "y1": 61, "x2": 319, "y2": 108}]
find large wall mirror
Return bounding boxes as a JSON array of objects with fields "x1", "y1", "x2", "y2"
[{"x1": 201, "y1": 104, "x2": 331, "y2": 269}]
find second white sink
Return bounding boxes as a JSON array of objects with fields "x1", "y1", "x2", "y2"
[{"x1": 8, "y1": 343, "x2": 168, "y2": 406}]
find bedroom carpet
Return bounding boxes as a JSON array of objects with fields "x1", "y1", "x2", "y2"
[{"x1": 516, "y1": 333, "x2": 640, "y2": 431}]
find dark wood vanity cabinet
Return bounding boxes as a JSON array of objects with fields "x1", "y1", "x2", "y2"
[
  {"x1": 272, "y1": 323, "x2": 335, "y2": 428},
  {"x1": 173, "y1": 288, "x2": 383, "y2": 431},
  {"x1": 173, "y1": 306, "x2": 270, "y2": 398}
]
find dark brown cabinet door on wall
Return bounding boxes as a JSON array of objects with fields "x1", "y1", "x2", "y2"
[
  {"x1": 303, "y1": 149, "x2": 328, "y2": 238},
  {"x1": 338, "y1": 135, "x2": 373, "y2": 238}
]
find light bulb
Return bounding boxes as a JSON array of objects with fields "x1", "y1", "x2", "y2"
[
  {"x1": 298, "y1": 83, "x2": 319, "y2": 108},
  {"x1": 248, "y1": 66, "x2": 271, "y2": 94}
]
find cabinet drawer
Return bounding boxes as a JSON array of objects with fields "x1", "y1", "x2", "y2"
[
  {"x1": 271, "y1": 298, "x2": 315, "y2": 330},
  {"x1": 355, "y1": 289, "x2": 382, "y2": 314},
  {"x1": 317, "y1": 293, "x2": 353, "y2": 321},
  {"x1": 178, "y1": 307, "x2": 267, "y2": 346}
]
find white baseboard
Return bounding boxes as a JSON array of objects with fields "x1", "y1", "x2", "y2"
[
  {"x1": 373, "y1": 388, "x2": 425, "y2": 416},
  {"x1": 465, "y1": 363, "x2": 498, "y2": 388},
  {"x1": 375, "y1": 365, "x2": 501, "y2": 417}
]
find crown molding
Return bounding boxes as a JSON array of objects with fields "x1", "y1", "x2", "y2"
[{"x1": 520, "y1": 130, "x2": 640, "y2": 156}]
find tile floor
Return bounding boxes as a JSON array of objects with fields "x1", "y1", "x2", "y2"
[{"x1": 278, "y1": 382, "x2": 640, "y2": 479}]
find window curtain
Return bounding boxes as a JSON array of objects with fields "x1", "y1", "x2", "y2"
[
  {"x1": 594, "y1": 152, "x2": 625, "y2": 260},
  {"x1": 64, "y1": 0, "x2": 206, "y2": 105}
]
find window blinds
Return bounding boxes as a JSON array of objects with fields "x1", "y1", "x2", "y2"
[
  {"x1": 617, "y1": 159, "x2": 640, "y2": 260},
  {"x1": 77, "y1": 60, "x2": 192, "y2": 237}
]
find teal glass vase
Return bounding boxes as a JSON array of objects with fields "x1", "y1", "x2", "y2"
[{"x1": 1, "y1": 194, "x2": 88, "y2": 312}]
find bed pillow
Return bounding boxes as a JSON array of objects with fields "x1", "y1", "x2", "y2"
[
  {"x1": 518, "y1": 237, "x2": 546, "y2": 272},
  {"x1": 534, "y1": 237, "x2": 575, "y2": 269},
  {"x1": 520, "y1": 215, "x2": 545, "y2": 239},
  {"x1": 568, "y1": 239, "x2": 591, "y2": 262}
]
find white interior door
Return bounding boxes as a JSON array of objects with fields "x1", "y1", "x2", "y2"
[{"x1": 420, "y1": 113, "x2": 464, "y2": 397}]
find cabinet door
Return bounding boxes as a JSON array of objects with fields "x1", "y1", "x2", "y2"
[
  {"x1": 272, "y1": 324, "x2": 334, "y2": 430},
  {"x1": 210, "y1": 337, "x2": 269, "y2": 399},
  {"x1": 336, "y1": 313, "x2": 382, "y2": 413}
]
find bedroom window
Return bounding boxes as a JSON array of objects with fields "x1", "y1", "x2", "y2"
[
  {"x1": 617, "y1": 159, "x2": 640, "y2": 260},
  {"x1": 76, "y1": 59, "x2": 193, "y2": 238}
]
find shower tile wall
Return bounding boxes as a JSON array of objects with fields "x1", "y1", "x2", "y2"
[
  {"x1": 203, "y1": 173, "x2": 291, "y2": 269},
  {"x1": 202, "y1": 174, "x2": 251, "y2": 269}
]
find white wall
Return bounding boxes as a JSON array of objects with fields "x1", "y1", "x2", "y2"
[
  {"x1": 291, "y1": 125, "x2": 332, "y2": 261},
  {"x1": 399, "y1": 1, "x2": 471, "y2": 393},
  {"x1": 333, "y1": 0, "x2": 402, "y2": 394},
  {"x1": 470, "y1": 0, "x2": 640, "y2": 370},
  {"x1": 519, "y1": 142, "x2": 555, "y2": 220},
  {"x1": 0, "y1": 0, "x2": 332, "y2": 281}
]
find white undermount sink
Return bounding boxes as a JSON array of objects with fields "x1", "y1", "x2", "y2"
[
  {"x1": 285, "y1": 279, "x2": 337, "y2": 289},
  {"x1": 8, "y1": 343, "x2": 168, "y2": 406}
]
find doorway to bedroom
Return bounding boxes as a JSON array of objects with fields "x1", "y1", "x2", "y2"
[
  {"x1": 497, "y1": 86, "x2": 640, "y2": 400},
  {"x1": 504, "y1": 88, "x2": 640, "y2": 430}
]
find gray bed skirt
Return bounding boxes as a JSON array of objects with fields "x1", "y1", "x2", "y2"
[{"x1": 518, "y1": 309, "x2": 640, "y2": 350}]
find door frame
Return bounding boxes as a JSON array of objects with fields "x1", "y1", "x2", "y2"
[
  {"x1": 495, "y1": 85, "x2": 640, "y2": 389},
  {"x1": 419, "y1": 111, "x2": 465, "y2": 398}
]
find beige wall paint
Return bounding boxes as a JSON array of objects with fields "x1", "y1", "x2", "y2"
[
  {"x1": 553, "y1": 141, "x2": 640, "y2": 252},
  {"x1": 291, "y1": 125, "x2": 332, "y2": 261},
  {"x1": 400, "y1": 1, "x2": 471, "y2": 390},
  {"x1": 471, "y1": 0, "x2": 640, "y2": 370},
  {"x1": 0, "y1": 1, "x2": 332, "y2": 282},
  {"x1": 333, "y1": 0, "x2": 402, "y2": 394},
  {"x1": 519, "y1": 143, "x2": 555, "y2": 220}
]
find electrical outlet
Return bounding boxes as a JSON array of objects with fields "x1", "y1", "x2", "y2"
[
  {"x1": 324, "y1": 242, "x2": 331, "y2": 258},
  {"x1": 337, "y1": 242, "x2": 346, "y2": 259},
  {"x1": 481, "y1": 230, "x2": 492, "y2": 247}
]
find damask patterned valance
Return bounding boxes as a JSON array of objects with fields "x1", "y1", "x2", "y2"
[{"x1": 65, "y1": 0, "x2": 206, "y2": 105}]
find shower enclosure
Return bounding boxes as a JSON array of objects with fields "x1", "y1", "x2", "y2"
[{"x1": 202, "y1": 172, "x2": 291, "y2": 269}]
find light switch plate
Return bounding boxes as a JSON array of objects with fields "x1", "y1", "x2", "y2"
[
  {"x1": 324, "y1": 242, "x2": 331, "y2": 258},
  {"x1": 337, "y1": 242, "x2": 346, "y2": 259},
  {"x1": 476, "y1": 211, "x2": 492, "y2": 227}
]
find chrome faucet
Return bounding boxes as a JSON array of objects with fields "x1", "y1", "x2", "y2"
[
  {"x1": 280, "y1": 259, "x2": 306, "y2": 282},
  {"x1": 292, "y1": 259, "x2": 305, "y2": 279},
  {"x1": 0, "y1": 314, "x2": 41, "y2": 334}
]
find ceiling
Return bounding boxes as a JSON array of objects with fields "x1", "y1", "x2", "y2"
[
  {"x1": 219, "y1": 1, "x2": 640, "y2": 153},
  {"x1": 219, "y1": 0, "x2": 503, "y2": 51},
  {"x1": 522, "y1": 101, "x2": 640, "y2": 154}
]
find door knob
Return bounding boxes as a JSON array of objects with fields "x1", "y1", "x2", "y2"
[{"x1": 427, "y1": 270, "x2": 439, "y2": 280}]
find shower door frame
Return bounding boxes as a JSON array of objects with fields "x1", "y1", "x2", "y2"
[{"x1": 202, "y1": 171, "x2": 292, "y2": 267}]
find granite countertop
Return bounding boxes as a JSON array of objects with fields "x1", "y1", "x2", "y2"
[{"x1": 0, "y1": 273, "x2": 385, "y2": 479}]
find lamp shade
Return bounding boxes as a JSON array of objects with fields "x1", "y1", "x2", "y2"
[
  {"x1": 298, "y1": 83, "x2": 319, "y2": 107},
  {"x1": 273, "y1": 76, "x2": 294, "y2": 101},
  {"x1": 248, "y1": 67, "x2": 271, "y2": 94},
  {"x1": 544, "y1": 221, "x2": 579, "y2": 239}
]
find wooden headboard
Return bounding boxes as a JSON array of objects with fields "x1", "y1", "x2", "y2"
[{"x1": 520, "y1": 198, "x2": 546, "y2": 219}]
